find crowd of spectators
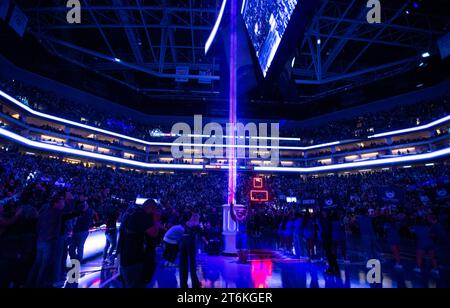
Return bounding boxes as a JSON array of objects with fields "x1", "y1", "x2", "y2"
[
  {"x1": 282, "y1": 94, "x2": 450, "y2": 145},
  {"x1": 1, "y1": 78, "x2": 449, "y2": 147},
  {"x1": 1, "y1": 145, "x2": 449, "y2": 287},
  {"x1": 0, "y1": 79, "x2": 161, "y2": 140},
  {"x1": 1, "y1": 74, "x2": 450, "y2": 287}
]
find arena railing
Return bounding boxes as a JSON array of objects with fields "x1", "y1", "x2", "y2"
[
  {"x1": 1, "y1": 126, "x2": 450, "y2": 174},
  {"x1": 1, "y1": 88, "x2": 449, "y2": 152},
  {"x1": 4, "y1": 108, "x2": 446, "y2": 169}
]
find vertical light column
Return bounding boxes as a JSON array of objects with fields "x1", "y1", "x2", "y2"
[
  {"x1": 228, "y1": 0, "x2": 237, "y2": 205},
  {"x1": 223, "y1": 0, "x2": 239, "y2": 255}
]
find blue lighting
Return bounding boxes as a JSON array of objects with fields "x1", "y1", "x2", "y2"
[
  {"x1": 205, "y1": 0, "x2": 227, "y2": 55},
  {"x1": 0, "y1": 127, "x2": 204, "y2": 171},
  {"x1": 368, "y1": 115, "x2": 450, "y2": 139},
  {"x1": 1, "y1": 127, "x2": 449, "y2": 174},
  {"x1": 254, "y1": 147, "x2": 450, "y2": 173},
  {"x1": 1, "y1": 88, "x2": 449, "y2": 151}
]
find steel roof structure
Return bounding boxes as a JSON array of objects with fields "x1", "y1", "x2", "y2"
[{"x1": 12, "y1": 0, "x2": 450, "y2": 101}]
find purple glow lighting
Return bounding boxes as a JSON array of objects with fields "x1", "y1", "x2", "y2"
[{"x1": 228, "y1": 0, "x2": 237, "y2": 205}]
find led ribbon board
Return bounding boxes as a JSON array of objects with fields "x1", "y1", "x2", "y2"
[
  {"x1": 254, "y1": 146, "x2": 450, "y2": 173},
  {"x1": 0, "y1": 89, "x2": 340, "y2": 150},
  {"x1": 1, "y1": 89, "x2": 449, "y2": 150},
  {"x1": 0, "y1": 127, "x2": 203, "y2": 171},
  {"x1": 205, "y1": 0, "x2": 228, "y2": 54},
  {"x1": 368, "y1": 115, "x2": 450, "y2": 139},
  {"x1": 1, "y1": 126, "x2": 449, "y2": 173}
]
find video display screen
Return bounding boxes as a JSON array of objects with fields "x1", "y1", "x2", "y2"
[{"x1": 242, "y1": 0, "x2": 299, "y2": 77}]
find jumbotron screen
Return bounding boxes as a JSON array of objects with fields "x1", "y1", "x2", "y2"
[{"x1": 242, "y1": 0, "x2": 299, "y2": 77}]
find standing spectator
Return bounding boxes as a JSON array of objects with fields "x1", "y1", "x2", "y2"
[
  {"x1": 27, "y1": 193, "x2": 65, "y2": 288},
  {"x1": 69, "y1": 195, "x2": 93, "y2": 263},
  {"x1": 0, "y1": 205, "x2": 24, "y2": 288},
  {"x1": 0, "y1": 205, "x2": 23, "y2": 237},
  {"x1": 118, "y1": 200, "x2": 162, "y2": 288},
  {"x1": 411, "y1": 217, "x2": 439, "y2": 275},
  {"x1": 179, "y1": 211, "x2": 202, "y2": 289},
  {"x1": 332, "y1": 211, "x2": 348, "y2": 263},
  {"x1": 163, "y1": 223, "x2": 185, "y2": 266},
  {"x1": 283, "y1": 214, "x2": 295, "y2": 254},
  {"x1": 103, "y1": 204, "x2": 120, "y2": 264},
  {"x1": 320, "y1": 210, "x2": 339, "y2": 276},
  {"x1": 357, "y1": 209, "x2": 378, "y2": 259},
  {"x1": 384, "y1": 215, "x2": 402, "y2": 269},
  {"x1": 293, "y1": 212, "x2": 305, "y2": 259},
  {"x1": 303, "y1": 212, "x2": 316, "y2": 260},
  {"x1": 54, "y1": 190, "x2": 75, "y2": 288}
]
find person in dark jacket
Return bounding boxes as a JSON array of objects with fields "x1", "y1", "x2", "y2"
[
  {"x1": 179, "y1": 210, "x2": 202, "y2": 288},
  {"x1": 118, "y1": 199, "x2": 162, "y2": 288},
  {"x1": 27, "y1": 192, "x2": 84, "y2": 288},
  {"x1": 69, "y1": 195, "x2": 93, "y2": 263},
  {"x1": 103, "y1": 204, "x2": 120, "y2": 264},
  {"x1": 320, "y1": 210, "x2": 339, "y2": 276}
]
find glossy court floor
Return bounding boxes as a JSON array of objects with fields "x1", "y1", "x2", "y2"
[{"x1": 76, "y1": 241, "x2": 450, "y2": 289}]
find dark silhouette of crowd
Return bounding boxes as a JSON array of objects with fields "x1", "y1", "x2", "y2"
[
  {"x1": 0, "y1": 147, "x2": 226, "y2": 288},
  {"x1": 1, "y1": 144, "x2": 449, "y2": 287},
  {"x1": 1, "y1": 75, "x2": 449, "y2": 286}
]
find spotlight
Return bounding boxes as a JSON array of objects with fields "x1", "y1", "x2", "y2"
[{"x1": 421, "y1": 52, "x2": 430, "y2": 58}]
